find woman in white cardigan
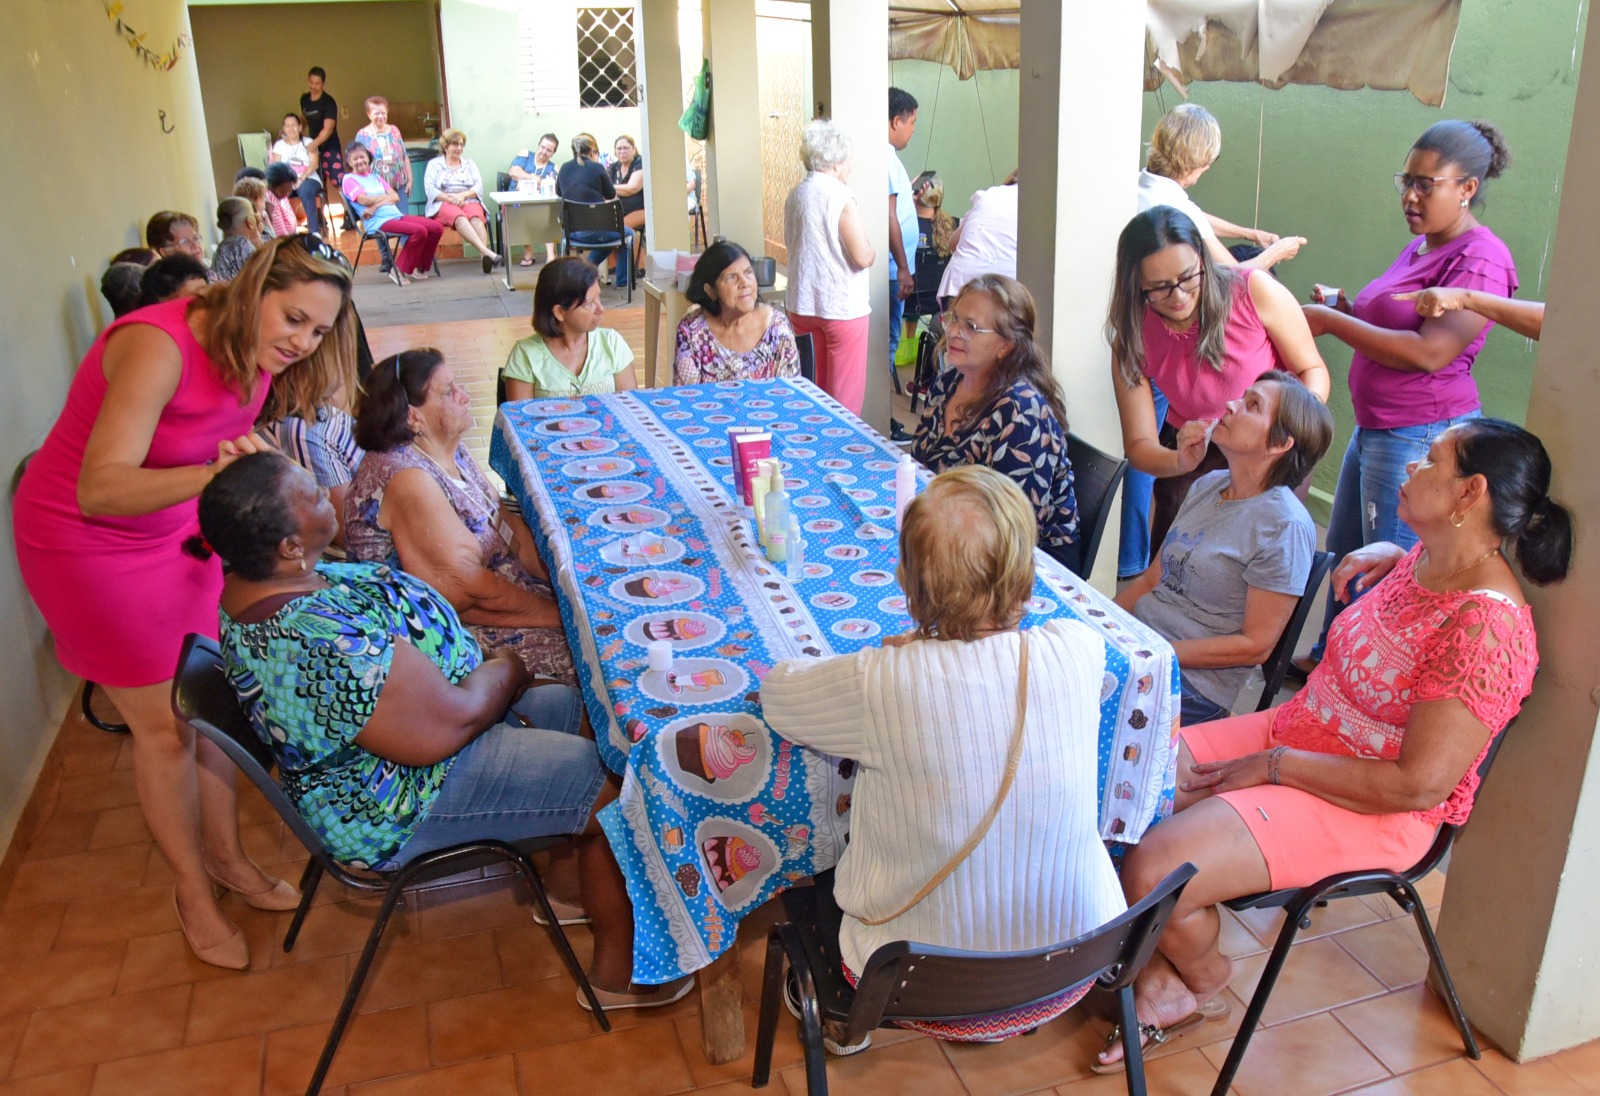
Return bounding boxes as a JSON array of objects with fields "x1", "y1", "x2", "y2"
[{"x1": 761, "y1": 465, "x2": 1125, "y2": 1052}]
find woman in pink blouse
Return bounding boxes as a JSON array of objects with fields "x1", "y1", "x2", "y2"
[
  {"x1": 1298, "y1": 120, "x2": 1518, "y2": 673},
  {"x1": 1095, "y1": 418, "x2": 1570, "y2": 1071}
]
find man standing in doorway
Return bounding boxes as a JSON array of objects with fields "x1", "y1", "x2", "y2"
[
  {"x1": 887, "y1": 87, "x2": 919, "y2": 364},
  {"x1": 301, "y1": 67, "x2": 345, "y2": 205}
]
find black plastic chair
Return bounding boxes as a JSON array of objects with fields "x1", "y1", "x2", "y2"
[
  {"x1": 560, "y1": 199, "x2": 632, "y2": 303},
  {"x1": 795, "y1": 332, "x2": 816, "y2": 383},
  {"x1": 754, "y1": 863, "x2": 1198, "y2": 1096},
  {"x1": 1064, "y1": 433, "x2": 1130, "y2": 581},
  {"x1": 1210, "y1": 729, "x2": 1511, "y2": 1096},
  {"x1": 1254, "y1": 550, "x2": 1335, "y2": 712},
  {"x1": 171, "y1": 634, "x2": 609, "y2": 1096},
  {"x1": 908, "y1": 324, "x2": 941, "y2": 416},
  {"x1": 492, "y1": 171, "x2": 515, "y2": 256}
]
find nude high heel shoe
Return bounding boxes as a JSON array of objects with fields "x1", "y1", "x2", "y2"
[
  {"x1": 174, "y1": 894, "x2": 249, "y2": 971},
  {"x1": 206, "y1": 866, "x2": 304, "y2": 912}
]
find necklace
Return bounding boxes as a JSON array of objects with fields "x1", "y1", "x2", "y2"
[{"x1": 1421, "y1": 545, "x2": 1501, "y2": 587}]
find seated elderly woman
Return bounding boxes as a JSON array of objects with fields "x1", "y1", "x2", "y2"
[
  {"x1": 210, "y1": 197, "x2": 260, "y2": 283},
  {"x1": 911, "y1": 273, "x2": 1078, "y2": 569},
  {"x1": 195, "y1": 452, "x2": 691, "y2": 1011},
  {"x1": 345, "y1": 348, "x2": 575, "y2": 684},
  {"x1": 263, "y1": 163, "x2": 303, "y2": 240},
  {"x1": 1096, "y1": 418, "x2": 1571, "y2": 1072},
  {"x1": 1114, "y1": 370, "x2": 1333, "y2": 725},
  {"x1": 232, "y1": 176, "x2": 273, "y2": 240},
  {"x1": 762, "y1": 465, "x2": 1126, "y2": 1053},
  {"x1": 425, "y1": 128, "x2": 501, "y2": 274},
  {"x1": 503, "y1": 257, "x2": 637, "y2": 400},
  {"x1": 146, "y1": 210, "x2": 206, "y2": 263},
  {"x1": 672, "y1": 241, "x2": 800, "y2": 385}
]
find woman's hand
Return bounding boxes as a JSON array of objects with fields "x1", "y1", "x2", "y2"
[
  {"x1": 1261, "y1": 236, "x2": 1306, "y2": 266},
  {"x1": 488, "y1": 646, "x2": 533, "y2": 695},
  {"x1": 211, "y1": 433, "x2": 275, "y2": 477},
  {"x1": 1251, "y1": 227, "x2": 1281, "y2": 247},
  {"x1": 1331, "y1": 541, "x2": 1406, "y2": 602},
  {"x1": 1173, "y1": 419, "x2": 1213, "y2": 473},
  {"x1": 1182, "y1": 751, "x2": 1272, "y2": 794}
]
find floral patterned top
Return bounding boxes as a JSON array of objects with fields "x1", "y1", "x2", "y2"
[
  {"x1": 219, "y1": 562, "x2": 477, "y2": 867},
  {"x1": 911, "y1": 369, "x2": 1079, "y2": 552},
  {"x1": 1272, "y1": 545, "x2": 1538, "y2": 826},
  {"x1": 344, "y1": 442, "x2": 576, "y2": 684},
  {"x1": 356, "y1": 125, "x2": 408, "y2": 191},
  {"x1": 211, "y1": 236, "x2": 257, "y2": 283},
  {"x1": 672, "y1": 307, "x2": 800, "y2": 385}
]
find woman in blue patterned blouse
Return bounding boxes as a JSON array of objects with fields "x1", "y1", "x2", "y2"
[
  {"x1": 194, "y1": 452, "x2": 692, "y2": 1009},
  {"x1": 911, "y1": 273, "x2": 1080, "y2": 569}
]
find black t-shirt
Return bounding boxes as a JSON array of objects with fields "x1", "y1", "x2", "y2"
[
  {"x1": 609, "y1": 157, "x2": 645, "y2": 215},
  {"x1": 557, "y1": 159, "x2": 616, "y2": 205},
  {"x1": 300, "y1": 91, "x2": 341, "y2": 152}
]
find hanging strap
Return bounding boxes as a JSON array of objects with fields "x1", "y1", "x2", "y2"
[{"x1": 860, "y1": 630, "x2": 1031, "y2": 926}]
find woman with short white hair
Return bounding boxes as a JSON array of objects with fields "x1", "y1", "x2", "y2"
[
  {"x1": 783, "y1": 118, "x2": 875, "y2": 413},
  {"x1": 762, "y1": 465, "x2": 1124, "y2": 1053}
]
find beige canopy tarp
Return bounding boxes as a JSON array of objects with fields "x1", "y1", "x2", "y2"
[{"x1": 887, "y1": 0, "x2": 1464, "y2": 106}]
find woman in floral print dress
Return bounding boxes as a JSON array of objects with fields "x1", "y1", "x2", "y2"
[{"x1": 911, "y1": 273, "x2": 1080, "y2": 570}]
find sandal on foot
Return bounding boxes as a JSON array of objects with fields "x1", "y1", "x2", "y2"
[
  {"x1": 520, "y1": 255, "x2": 535, "y2": 267},
  {"x1": 782, "y1": 968, "x2": 871, "y2": 1055},
  {"x1": 1089, "y1": 997, "x2": 1231, "y2": 1075},
  {"x1": 577, "y1": 976, "x2": 694, "y2": 1013},
  {"x1": 531, "y1": 894, "x2": 592, "y2": 927}
]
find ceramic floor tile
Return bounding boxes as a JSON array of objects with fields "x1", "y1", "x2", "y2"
[
  {"x1": 1216, "y1": 907, "x2": 1267, "y2": 960},
  {"x1": 349, "y1": 930, "x2": 503, "y2": 1014},
  {"x1": 1473, "y1": 1047, "x2": 1592, "y2": 1095},
  {"x1": 1335, "y1": 917, "x2": 1434, "y2": 990},
  {"x1": 1053, "y1": 1046, "x2": 1220, "y2": 1095},
  {"x1": 412, "y1": 876, "x2": 540, "y2": 941},
  {"x1": 0, "y1": 1013, "x2": 27, "y2": 1079},
  {"x1": 116, "y1": 927, "x2": 268, "y2": 994},
  {"x1": 185, "y1": 956, "x2": 348, "y2": 1044},
  {"x1": 492, "y1": 921, "x2": 595, "y2": 986},
  {"x1": 264, "y1": 897, "x2": 417, "y2": 968},
  {"x1": 0, "y1": 945, "x2": 125, "y2": 1019},
  {"x1": 426, "y1": 978, "x2": 602, "y2": 1064},
  {"x1": 83, "y1": 806, "x2": 151, "y2": 851},
  {"x1": 1335, "y1": 985, "x2": 1477, "y2": 1075},
  {"x1": 0, "y1": 904, "x2": 64, "y2": 963},
  {"x1": 776, "y1": 1035, "x2": 966, "y2": 1096},
  {"x1": 347, "y1": 1055, "x2": 520, "y2": 1096},
  {"x1": 48, "y1": 771, "x2": 140, "y2": 817},
  {"x1": 0, "y1": 1068, "x2": 96, "y2": 1096},
  {"x1": 512, "y1": 1022, "x2": 696, "y2": 1096},
  {"x1": 261, "y1": 1004, "x2": 430, "y2": 1095},
  {"x1": 86, "y1": 1035, "x2": 263, "y2": 1096},
  {"x1": 2, "y1": 846, "x2": 149, "y2": 910},
  {"x1": 671, "y1": 996, "x2": 806, "y2": 1090},
  {"x1": 53, "y1": 881, "x2": 185, "y2": 950},
  {"x1": 1226, "y1": 936, "x2": 1386, "y2": 1026},
  {"x1": 1342, "y1": 1057, "x2": 1502, "y2": 1095},
  {"x1": 8, "y1": 985, "x2": 190, "y2": 1080},
  {"x1": 19, "y1": 813, "x2": 99, "y2": 862},
  {"x1": 1548, "y1": 1036, "x2": 1600, "y2": 1092},
  {"x1": 1199, "y1": 1012, "x2": 1388, "y2": 1096}
]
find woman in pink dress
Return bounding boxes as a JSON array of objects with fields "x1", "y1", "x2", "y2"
[
  {"x1": 1094, "y1": 418, "x2": 1570, "y2": 1071},
  {"x1": 12, "y1": 236, "x2": 358, "y2": 969}
]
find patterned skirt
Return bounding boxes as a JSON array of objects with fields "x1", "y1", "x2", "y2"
[{"x1": 842, "y1": 965, "x2": 1094, "y2": 1042}]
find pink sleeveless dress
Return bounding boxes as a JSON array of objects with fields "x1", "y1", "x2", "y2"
[{"x1": 13, "y1": 299, "x2": 270, "y2": 687}]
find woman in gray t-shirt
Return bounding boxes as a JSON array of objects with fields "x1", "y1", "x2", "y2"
[{"x1": 1115, "y1": 371, "x2": 1333, "y2": 723}]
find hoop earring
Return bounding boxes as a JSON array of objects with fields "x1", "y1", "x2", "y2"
[{"x1": 1450, "y1": 511, "x2": 1466, "y2": 528}]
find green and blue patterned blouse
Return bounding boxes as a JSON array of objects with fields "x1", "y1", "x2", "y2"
[{"x1": 219, "y1": 562, "x2": 483, "y2": 867}]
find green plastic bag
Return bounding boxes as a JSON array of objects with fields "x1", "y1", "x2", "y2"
[{"x1": 679, "y1": 59, "x2": 711, "y2": 141}]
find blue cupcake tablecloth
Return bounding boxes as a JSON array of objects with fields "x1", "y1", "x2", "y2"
[{"x1": 490, "y1": 378, "x2": 1179, "y2": 983}]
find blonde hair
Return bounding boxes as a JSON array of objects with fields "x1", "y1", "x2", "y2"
[
  {"x1": 193, "y1": 235, "x2": 356, "y2": 407},
  {"x1": 897, "y1": 466, "x2": 1036, "y2": 642},
  {"x1": 441, "y1": 127, "x2": 467, "y2": 148},
  {"x1": 915, "y1": 174, "x2": 957, "y2": 258},
  {"x1": 217, "y1": 196, "x2": 255, "y2": 234},
  {"x1": 232, "y1": 177, "x2": 267, "y2": 205},
  {"x1": 1146, "y1": 103, "x2": 1222, "y2": 180}
]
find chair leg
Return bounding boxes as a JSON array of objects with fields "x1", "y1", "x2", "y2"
[
  {"x1": 504, "y1": 849, "x2": 611, "y2": 1032},
  {"x1": 751, "y1": 926, "x2": 788, "y2": 1088},
  {"x1": 305, "y1": 876, "x2": 410, "y2": 1096},
  {"x1": 353, "y1": 233, "x2": 367, "y2": 271},
  {"x1": 282, "y1": 860, "x2": 324, "y2": 952},
  {"x1": 1117, "y1": 984, "x2": 1149, "y2": 1096},
  {"x1": 1210, "y1": 894, "x2": 1316, "y2": 1096},
  {"x1": 1397, "y1": 881, "x2": 1480, "y2": 1058},
  {"x1": 776, "y1": 926, "x2": 830, "y2": 1096}
]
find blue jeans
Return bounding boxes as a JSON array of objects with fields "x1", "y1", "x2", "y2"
[
  {"x1": 1117, "y1": 384, "x2": 1169, "y2": 579},
  {"x1": 888, "y1": 257, "x2": 909, "y2": 357},
  {"x1": 1179, "y1": 671, "x2": 1231, "y2": 726},
  {"x1": 295, "y1": 177, "x2": 323, "y2": 237},
  {"x1": 569, "y1": 228, "x2": 636, "y2": 283},
  {"x1": 1310, "y1": 411, "x2": 1482, "y2": 657},
  {"x1": 382, "y1": 684, "x2": 606, "y2": 866}
]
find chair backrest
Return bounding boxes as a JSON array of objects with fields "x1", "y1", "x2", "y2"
[
  {"x1": 840, "y1": 863, "x2": 1197, "y2": 1042},
  {"x1": 496, "y1": 370, "x2": 509, "y2": 405},
  {"x1": 560, "y1": 198, "x2": 624, "y2": 239},
  {"x1": 171, "y1": 634, "x2": 330, "y2": 860},
  {"x1": 238, "y1": 131, "x2": 271, "y2": 172},
  {"x1": 495, "y1": 171, "x2": 514, "y2": 194},
  {"x1": 1254, "y1": 549, "x2": 1336, "y2": 711},
  {"x1": 910, "y1": 245, "x2": 949, "y2": 316},
  {"x1": 794, "y1": 331, "x2": 816, "y2": 382},
  {"x1": 1063, "y1": 432, "x2": 1130, "y2": 580}
]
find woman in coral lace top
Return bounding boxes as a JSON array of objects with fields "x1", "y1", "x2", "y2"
[{"x1": 1096, "y1": 418, "x2": 1571, "y2": 1072}]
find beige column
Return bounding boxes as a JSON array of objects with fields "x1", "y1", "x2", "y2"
[
  {"x1": 808, "y1": 0, "x2": 890, "y2": 432},
  {"x1": 638, "y1": 0, "x2": 689, "y2": 251},
  {"x1": 702, "y1": 0, "x2": 763, "y2": 249},
  {"x1": 1436, "y1": 2, "x2": 1600, "y2": 1059},
  {"x1": 1015, "y1": 1, "x2": 1146, "y2": 590}
]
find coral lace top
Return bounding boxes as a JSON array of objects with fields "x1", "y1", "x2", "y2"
[{"x1": 1271, "y1": 545, "x2": 1537, "y2": 826}]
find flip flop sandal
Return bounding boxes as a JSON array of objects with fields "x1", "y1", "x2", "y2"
[
  {"x1": 530, "y1": 894, "x2": 592, "y2": 927},
  {"x1": 1089, "y1": 996, "x2": 1231, "y2": 1075},
  {"x1": 577, "y1": 976, "x2": 695, "y2": 1012},
  {"x1": 520, "y1": 255, "x2": 536, "y2": 267}
]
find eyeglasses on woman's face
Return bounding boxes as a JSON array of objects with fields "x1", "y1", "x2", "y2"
[
  {"x1": 1140, "y1": 267, "x2": 1204, "y2": 304},
  {"x1": 940, "y1": 311, "x2": 998, "y2": 339},
  {"x1": 1393, "y1": 172, "x2": 1469, "y2": 198}
]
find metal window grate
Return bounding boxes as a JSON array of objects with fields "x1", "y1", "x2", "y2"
[{"x1": 577, "y1": 6, "x2": 639, "y2": 108}]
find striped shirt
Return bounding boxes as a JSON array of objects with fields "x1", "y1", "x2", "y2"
[{"x1": 271, "y1": 405, "x2": 363, "y2": 487}]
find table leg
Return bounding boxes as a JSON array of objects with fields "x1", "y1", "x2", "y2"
[
  {"x1": 645, "y1": 291, "x2": 662, "y2": 388},
  {"x1": 698, "y1": 945, "x2": 745, "y2": 1064},
  {"x1": 500, "y1": 204, "x2": 514, "y2": 291}
]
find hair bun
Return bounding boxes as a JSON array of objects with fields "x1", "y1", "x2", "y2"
[{"x1": 1469, "y1": 119, "x2": 1512, "y2": 178}]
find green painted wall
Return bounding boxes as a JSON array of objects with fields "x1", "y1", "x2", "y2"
[
  {"x1": 885, "y1": 60, "x2": 1020, "y2": 221},
  {"x1": 1147, "y1": 0, "x2": 1587, "y2": 504}
]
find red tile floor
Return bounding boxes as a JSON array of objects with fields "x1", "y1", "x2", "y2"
[{"x1": 3, "y1": 288, "x2": 1597, "y2": 1094}]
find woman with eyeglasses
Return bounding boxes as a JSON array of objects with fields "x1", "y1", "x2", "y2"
[
  {"x1": 1294, "y1": 120, "x2": 1516, "y2": 679},
  {"x1": 12, "y1": 236, "x2": 358, "y2": 969},
  {"x1": 1106, "y1": 206, "x2": 1330, "y2": 556},
  {"x1": 911, "y1": 274, "x2": 1080, "y2": 569}
]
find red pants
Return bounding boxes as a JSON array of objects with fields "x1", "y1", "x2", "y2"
[
  {"x1": 788, "y1": 312, "x2": 870, "y2": 415},
  {"x1": 381, "y1": 215, "x2": 443, "y2": 275}
]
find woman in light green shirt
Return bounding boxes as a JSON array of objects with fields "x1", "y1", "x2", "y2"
[{"x1": 502, "y1": 257, "x2": 637, "y2": 399}]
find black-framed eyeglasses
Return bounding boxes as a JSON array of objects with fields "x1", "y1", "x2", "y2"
[
  {"x1": 1393, "y1": 172, "x2": 1470, "y2": 198},
  {"x1": 1141, "y1": 267, "x2": 1204, "y2": 304}
]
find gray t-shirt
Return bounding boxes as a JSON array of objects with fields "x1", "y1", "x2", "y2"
[{"x1": 1133, "y1": 470, "x2": 1313, "y2": 710}]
